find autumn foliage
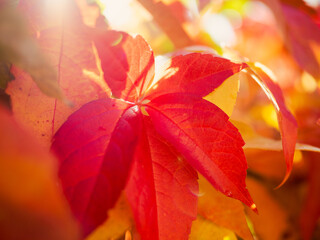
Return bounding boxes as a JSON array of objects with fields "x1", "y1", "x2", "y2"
[{"x1": 1, "y1": 0, "x2": 320, "y2": 239}]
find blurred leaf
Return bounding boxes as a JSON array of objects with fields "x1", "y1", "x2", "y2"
[
  {"x1": 0, "y1": 62, "x2": 13, "y2": 89},
  {"x1": 0, "y1": 5, "x2": 65, "y2": 100},
  {"x1": 0, "y1": 62, "x2": 13, "y2": 109},
  {"x1": 6, "y1": 0, "x2": 108, "y2": 146},
  {"x1": 300, "y1": 153, "x2": 320, "y2": 240},
  {"x1": 75, "y1": 0, "x2": 103, "y2": 28},
  {"x1": 197, "y1": 0, "x2": 211, "y2": 12},
  {"x1": 260, "y1": 0, "x2": 320, "y2": 79},
  {"x1": 0, "y1": 106, "x2": 79, "y2": 240},
  {"x1": 189, "y1": 215, "x2": 237, "y2": 240},
  {"x1": 197, "y1": 176, "x2": 253, "y2": 240},
  {"x1": 136, "y1": 0, "x2": 194, "y2": 48},
  {"x1": 246, "y1": 179, "x2": 290, "y2": 240},
  {"x1": 0, "y1": 88, "x2": 11, "y2": 110},
  {"x1": 244, "y1": 136, "x2": 320, "y2": 153},
  {"x1": 86, "y1": 194, "x2": 134, "y2": 240}
]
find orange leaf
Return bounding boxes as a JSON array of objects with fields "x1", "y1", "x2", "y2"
[
  {"x1": 0, "y1": 106, "x2": 79, "y2": 240},
  {"x1": 300, "y1": 153, "x2": 320, "y2": 240},
  {"x1": 246, "y1": 179, "x2": 290, "y2": 240},
  {"x1": 197, "y1": 176, "x2": 253, "y2": 240},
  {"x1": 189, "y1": 216, "x2": 237, "y2": 240},
  {"x1": 86, "y1": 193, "x2": 134, "y2": 240},
  {"x1": 6, "y1": 0, "x2": 107, "y2": 146}
]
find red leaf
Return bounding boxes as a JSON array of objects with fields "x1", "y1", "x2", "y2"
[
  {"x1": 7, "y1": 0, "x2": 107, "y2": 145},
  {"x1": 282, "y1": 4, "x2": 320, "y2": 79},
  {"x1": 126, "y1": 117, "x2": 198, "y2": 240},
  {"x1": 280, "y1": 0, "x2": 317, "y2": 16},
  {"x1": 144, "y1": 93, "x2": 256, "y2": 210},
  {"x1": 248, "y1": 64, "x2": 298, "y2": 187},
  {"x1": 261, "y1": 0, "x2": 320, "y2": 78},
  {"x1": 146, "y1": 53, "x2": 247, "y2": 99},
  {"x1": 94, "y1": 30, "x2": 155, "y2": 102},
  {"x1": 51, "y1": 98, "x2": 142, "y2": 236},
  {"x1": 50, "y1": 32, "x2": 255, "y2": 237},
  {"x1": 282, "y1": 4, "x2": 320, "y2": 42}
]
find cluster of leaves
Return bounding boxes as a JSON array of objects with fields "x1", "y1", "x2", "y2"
[{"x1": 1, "y1": 0, "x2": 320, "y2": 240}]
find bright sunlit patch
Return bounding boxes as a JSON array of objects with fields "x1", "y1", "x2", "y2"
[
  {"x1": 261, "y1": 104, "x2": 279, "y2": 130},
  {"x1": 152, "y1": 84, "x2": 158, "y2": 90},
  {"x1": 244, "y1": 1, "x2": 275, "y2": 25},
  {"x1": 305, "y1": 0, "x2": 320, "y2": 7},
  {"x1": 250, "y1": 203, "x2": 257, "y2": 211},
  {"x1": 152, "y1": 61, "x2": 179, "y2": 88},
  {"x1": 43, "y1": 0, "x2": 66, "y2": 23},
  {"x1": 254, "y1": 62, "x2": 277, "y2": 82},
  {"x1": 201, "y1": 12, "x2": 236, "y2": 47},
  {"x1": 293, "y1": 150, "x2": 303, "y2": 163},
  {"x1": 162, "y1": 66, "x2": 180, "y2": 80},
  {"x1": 223, "y1": 9, "x2": 242, "y2": 29},
  {"x1": 301, "y1": 72, "x2": 317, "y2": 93},
  {"x1": 44, "y1": 0, "x2": 65, "y2": 11},
  {"x1": 100, "y1": 0, "x2": 134, "y2": 28},
  {"x1": 82, "y1": 69, "x2": 110, "y2": 94}
]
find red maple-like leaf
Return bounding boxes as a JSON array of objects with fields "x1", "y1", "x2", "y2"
[{"x1": 51, "y1": 30, "x2": 256, "y2": 238}]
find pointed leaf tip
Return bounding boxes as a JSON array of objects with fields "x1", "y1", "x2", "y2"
[
  {"x1": 146, "y1": 53, "x2": 248, "y2": 100},
  {"x1": 145, "y1": 93, "x2": 256, "y2": 209},
  {"x1": 246, "y1": 63, "x2": 298, "y2": 188}
]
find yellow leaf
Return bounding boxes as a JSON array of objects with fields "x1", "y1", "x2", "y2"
[
  {"x1": 86, "y1": 193, "x2": 134, "y2": 240},
  {"x1": 204, "y1": 72, "x2": 240, "y2": 117},
  {"x1": 190, "y1": 215, "x2": 237, "y2": 240},
  {"x1": 246, "y1": 179, "x2": 291, "y2": 240},
  {"x1": 197, "y1": 176, "x2": 253, "y2": 240}
]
